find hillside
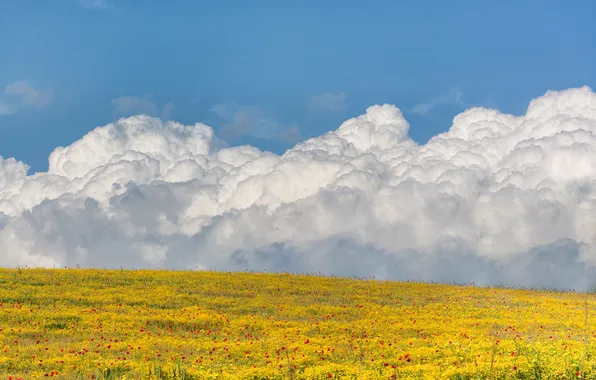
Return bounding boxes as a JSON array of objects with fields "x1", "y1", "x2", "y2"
[{"x1": 0, "y1": 268, "x2": 595, "y2": 379}]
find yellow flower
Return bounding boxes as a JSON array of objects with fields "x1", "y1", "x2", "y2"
[{"x1": 0, "y1": 267, "x2": 594, "y2": 379}]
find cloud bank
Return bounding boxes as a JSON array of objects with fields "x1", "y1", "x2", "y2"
[{"x1": 1, "y1": 86, "x2": 596, "y2": 290}]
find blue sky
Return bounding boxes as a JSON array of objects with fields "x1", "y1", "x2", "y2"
[{"x1": 1, "y1": 0, "x2": 594, "y2": 173}]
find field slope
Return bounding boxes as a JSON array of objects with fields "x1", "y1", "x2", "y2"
[{"x1": 0, "y1": 268, "x2": 595, "y2": 379}]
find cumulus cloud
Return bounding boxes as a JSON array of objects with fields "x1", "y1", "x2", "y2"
[
  {"x1": 0, "y1": 81, "x2": 52, "y2": 116},
  {"x1": 2, "y1": 86, "x2": 596, "y2": 290},
  {"x1": 310, "y1": 92, "x2": 348, "y2": 112}
]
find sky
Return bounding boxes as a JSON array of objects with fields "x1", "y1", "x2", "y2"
[
  {"x1": 1, "y1": 1, "x2": 596, "y2": 290},
  {"x1": 1, "y1": 0, "x2": 594, "y2": 173}
]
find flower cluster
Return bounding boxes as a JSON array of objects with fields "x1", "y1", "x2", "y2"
[{"x1": 0, "y1": 268, "x2": 595, "y2": 379}]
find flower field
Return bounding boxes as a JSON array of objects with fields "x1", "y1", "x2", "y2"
[{"x1": 0, "y1": 268, "x2": 595, "y2": 379}]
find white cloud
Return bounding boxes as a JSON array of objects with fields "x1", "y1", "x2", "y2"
[
  {"x1": 0, "y1": 81, "x2": 52, "y2": 116},
  {"x1": 2, "y1": 86, "x2": 596, "y2": 290},
  {"x1": 310, "y1": 92, "x2": 348, "y2": 112}
]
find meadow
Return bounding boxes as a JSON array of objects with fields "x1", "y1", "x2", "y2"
[{"x1": 0, "y1": 268, "x2": 595, "y2": 379}]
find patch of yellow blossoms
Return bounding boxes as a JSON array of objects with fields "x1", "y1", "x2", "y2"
[{"x1": 0, "y1": 268, "x2": 595, "y2": 379}]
